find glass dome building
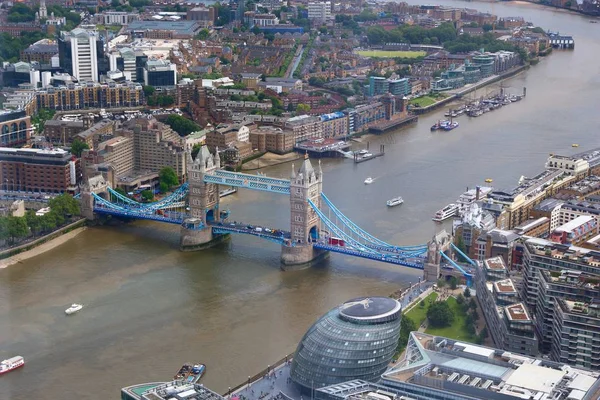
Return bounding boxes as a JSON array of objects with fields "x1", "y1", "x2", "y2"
[{"x1": 290, "y1": 297, "x2": 402, "y2": 391}]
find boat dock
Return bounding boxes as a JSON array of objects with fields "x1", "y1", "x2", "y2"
[
  {"x1": 368, "y1": 115, "x2": 418, "y2": 133},
  {"x1": 294, "y1": 138, "x2": 351, "y2": 158},
  {"x1": 354, "y1": 144, "x2": 385, "y2": 163}
]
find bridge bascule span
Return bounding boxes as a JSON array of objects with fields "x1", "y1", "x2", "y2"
[{"x1": 79, "y1": 145, "x2": 475, "y2": 283}]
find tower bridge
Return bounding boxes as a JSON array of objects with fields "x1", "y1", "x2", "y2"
[{"x1": 79, "y1": 145, "x2": 475, "y2": 283}]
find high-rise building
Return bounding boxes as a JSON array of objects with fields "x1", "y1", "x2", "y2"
[
  {"x1": 58, "y1": 28, "x2": 105, "y2": 82},
  {"x1": 307, "y1": 2, "x2": 331, "y2": 22},
  {"x1": 109, "y1": 47, "x2": 147, "y2": 82},
  {"x1": 522, "y1": 237, "x2": 600, "y2": 365},
  {"x1": 143, "y1": 59, "x2": 177, "y2": 88}
]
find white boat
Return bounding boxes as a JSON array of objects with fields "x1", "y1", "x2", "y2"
[
  {"x1": 65, "y1": 304, "x2": 83, "y2": 315},
  {"x1": 364, "y1": 177, "x2": 374, "y2": 185},
  {"x1": 432, "y1": 203, "x2": 459, "y2": 222},
  {"x1": 363, "y1": 153, "x2": 373, "y2": 157},
  {"x1": 0, "y1": 356, "x2": 24, "y2": 375},
  {"x1": 358, "y1": 149, "x2": 369, "y2": 155},
  {"x1": 386, "y1": 197, "x2": 404, "y2": 207}
]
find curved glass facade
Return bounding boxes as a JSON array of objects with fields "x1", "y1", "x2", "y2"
[{"x1": 290, "y1": 297, "x2": 401, "y2": 391}]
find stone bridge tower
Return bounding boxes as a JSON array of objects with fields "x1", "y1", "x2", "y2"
[
  {"x1": 281, "y1": 155, "x2": 327, "y2": 269},
  {"x1": 180, "y1": 145, "x2": 224, "y2": 251},
  {"x1": 79, "y1": 174, "x2": 109, "y2": 220},
  {"x1": 423, "y1": 230, "x2": 452, "y2": 282}
]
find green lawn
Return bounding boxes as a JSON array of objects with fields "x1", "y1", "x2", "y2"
[
  {"x1": 355, "y1": 50, "x2": 426, "y2": 58},
  {"x1": 425, "y1": 297, "x2": 477, "y2": 343},
  {"x1": 404, "y1": 292, "x2": 438, "y2": 326},
  {"x1": 409, "y1": 96, "x2": 439, "y2": 108}
]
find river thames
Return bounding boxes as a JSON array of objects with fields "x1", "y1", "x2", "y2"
[{"x1": 2, "y1": 2, "x2": 600, "y2": 399}]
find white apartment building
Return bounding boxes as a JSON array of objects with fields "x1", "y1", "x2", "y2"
[{"x1": 307, "y1": 2, "x2": 331, "y2": 22}]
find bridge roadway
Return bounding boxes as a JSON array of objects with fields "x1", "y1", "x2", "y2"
[{"x1": 209, "y1": 221, "x2": 291, "y2": 244}]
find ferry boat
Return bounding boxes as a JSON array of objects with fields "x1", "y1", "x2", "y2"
[
  {"x1": 174, "y1": 363, "x2": 206, "y2": 384},
  {"x1": 432, "y1": 204, "x2": 459, "y2": 222},
  {"x1": 65, "y1": 304, "x2": 83, "y2": 315},
  {"x1": 364, "y1": 177, "x2": 374, "y2": 185},
  {"x1": 0, "y1": 356, "x2": 24, "y2": 375},
  {"x1": 386, "y1": 197, "x2": 404, "y2": 207},
  {"x1": 442, "y1": 121, "x2": 459, "y2": 131}
]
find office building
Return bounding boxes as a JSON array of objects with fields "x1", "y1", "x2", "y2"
[
  {"x1": 109, "y1": 47, "x2": 147, "y2": 83},
  {"x1": 368, "y1": 77, "x2": 389, "y2": 96},
  {"x1": 363, "y1": 332, "x2": 600, "y2": 400},
  {"x1": 96, "y1": 11, "x2": 139, "y2": 25},
  {"x1": 244, "y1": 12, "x2": 279, "y2": 27},
  {"x1": 550, "y1": 215, "x2": 598, "y2": 245},
  {"x1": 84, "y1": 136, "x2": 135, "y2": 178},
  {"x1": 513, "y1": 216, "x2": 550, "y2": 238},
  {"x1": 0, "y1": 110, "x2": 32, "y2": 148},
  {"x1": 307, "y1": 2, "x2": 331, "y2": 22},
  {"x1": 44, "y1": 118, "x2": 92, "y2": 146},
  {"x1": 20, "y1": 39, "x2": 58, "y2": 64},
  {"x1": 475, "y1": 256, "x2": 539, "y2": 356},
  {"x1": 367, "y1": 78, "x2": 411, "y2": 98},
  {"x1": 129, "y1": 118, "x2": 186, "y2": 180},
  {"x1": 290, "y1": 297, "x2": 401, "y2": 391},
  {"x1": 250, "y1": 126, "x2": 295, "y2": 154},
  {"x1": 143, "y1": 59, "x2": 177, "y2": 88},
  {"x1": 187, "y1": 7, "x2": 216, "y2": 27},
  {"x1": 58, "y1": 28, "x2": 105, "y2": 82},
  {"x1": 0, "y1": 147, "x2": 80, "y2": 193}
]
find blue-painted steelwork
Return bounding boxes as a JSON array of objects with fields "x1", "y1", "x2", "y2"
[
  {"x1": 439, "y1": 250, "x2": 473, "y2": 286},
  {"x1": 313, "y1": 243, "x2": 424, "y2": 269},
  {"x1": 450, "y1": 243, "x2": 477, "y2": 266},
  {"x1": 320, "y1": 193, "x2": 427, "y2": 252},
  {"x1": 203, "y1": 170, "x2": 290, "y2": 194},
  {"x1": 92, "y1": 193, "x2": 187, "y2": 224}
]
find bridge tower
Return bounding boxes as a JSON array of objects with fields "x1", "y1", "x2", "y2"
[
  {"x1": 180, "y1": 145, "x2": 225, "y2": 251},
  {"x1": 423, "y1": 230, "x2": 452, "y2": 282},
  {"x1": 79, "y1": 174, "x2": 109, "y2": 220},
  {"x1": 281, "y1": 154, "x2": 327, "y2": 268}
]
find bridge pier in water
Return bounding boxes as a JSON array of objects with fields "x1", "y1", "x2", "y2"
[
  {"x1": 281, "y1": 155, "x2": 328, "y2": 269},
  {"x1": 180, "y1": 146, "x2": 226, "y2": 251}
]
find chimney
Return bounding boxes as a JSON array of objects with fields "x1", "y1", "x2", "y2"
[{"x1": 476, "y1": 186, "x2": 481, "y2": 201}]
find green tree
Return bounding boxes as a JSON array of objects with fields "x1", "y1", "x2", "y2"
[
  {"x1": 7, "y1": 216, "x2": 28, "y2": 242},
  {"x1": 456, "y1": 293, "x2": 465, "y2": 306},
  {"x1": 419, "y1": 300, "x2": 425, "y2": 308},
  {"x1": 449, "y1": 276, "x2": 458, "y2": 290},
  {"x1": 482, "y1": 23, "x2": 493, "y2": 32},
  {"x1": 464, "y1": 287, "x2": 471, "y2": 298},
  {"x1": 0, "y1": 217, "x2": 8, "y2": 241},
  {"x1": 48, "y1": 193, "x2": 80, "y2": 219},
  {"x1": 165, "y1": 114, "x2": 201, "y2": 136},
  {"x1": 437, "y1": 278, "x2": 446, "y2": 288},
  {"x1": 30, "y1": 108, "x2": 56, "y2": 134},
  {"x1": 143, "y1": 85, "x2": 155, "y2": 97},
  {"x1": 159, "y1": 166, "x2": 179, "y2": 190},
  {"x1": 159, "y1": 182, "x2": 169, "y2": 194},
  {"x1": 141, "y1": 190, "x2": 154, "y2": 202},
  {"x1": 157, "y1": 95, "x2": 175, "y2": 107},
  {"x1": 40, "y1": 212, "x2": 57, "y2": 232},
  {"x1": 296, "y1": 103, "x2": 311, "y2": 113},
  {"x1": 470, "y1": 309, "x2": 479, "y2": 322},
  {"x1": 25, "y1": 210, "x2": 41, "y2": 236},
  {"x1": 71, "y1": 139, "x2": 89, "y2": 157},
  {"x1": 469, "y1": 298, "x2": 477, "y2": 311},
  {"x1": 427, "y1": 301, "x2": 455, "y2": 328},
  {"x1": 396, "y1": 316, "x2": 417, "y2": 353},
  {"x1": 196, "y1": 28, "x2": 210, "y2": 40}
]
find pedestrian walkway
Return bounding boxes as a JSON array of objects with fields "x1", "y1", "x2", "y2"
[{"x1": 231, "y1": 363, "x2": 301, "y2": 400}]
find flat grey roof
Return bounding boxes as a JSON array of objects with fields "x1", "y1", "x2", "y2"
[{"x1": 126, "y1": 20, "x2": 200, "y2": 35}]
